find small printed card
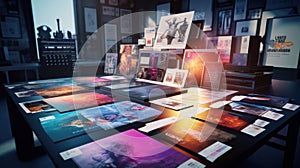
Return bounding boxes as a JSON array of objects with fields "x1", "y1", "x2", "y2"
[
  {"x1": 150, "y1": 98, "x2": 193, "y2": 110},
  {"x1": 138, "y1": 117, "x2": 178, "y2": 133},
  {"x1": 241, "y1": 124, "x2": 265, "y2": 137},
  {"x1": 39, "y1": 115, "x2": 55, "y2": 122},
  {"x1": 209, "y1": 101, "x2": 232, "y2": 108},
  {"x1": 198, "y1": 141, "x2": 232, "y2": 162},
  {"x1": 231, "y1": 95, "x2": 247, "y2": 101},
  {"x1": 283, "y1": 103, "x2": 300, "y2": 111},
  {"x1": 60, "y1": 148, "x2": 82, "y2": 160},
  {"x1": 261, "y1": 111, "x2": 284, "y2": 121},
  {"x1": 253, "y1": 119, "x2": 270, "y2": 128},
  {"x1": 177, "y1": 158, "x2": 206, "y2": 168}
]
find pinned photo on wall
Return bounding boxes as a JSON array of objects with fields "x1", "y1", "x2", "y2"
[{"x1": 154, "y1": 11, "x2": 194, "y2": 49}]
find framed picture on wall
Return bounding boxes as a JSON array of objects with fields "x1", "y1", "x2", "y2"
[
  {"x1": 0, "y1": 16, "x2": 21, "y2": 38},
  {"x1": 6, "y1": 0, "x2": 19, "y2": 14},
  {"x1": 235, "y1": 19, "x2": 258, "y2": 36},
  {"x1": 217, "y1": 9, "x2": 232, "y2": 36},
  {"x1": 188, "y1": 0, "x2": 213, "y2": 31},
  {"x1": 102, "y1": 6, "x2": 115, "y2": 16},
  {"x1": 84, "y1": 8, "x2": 97, "y2": 33},
  {"x1": 216, "y1": 0, "x2": 233, "y2": 7},
  {"x1": 120, "y1": 9, "x2": 132, "y2": 34},
  {"x1": 247, "y1": 8, "x2": 262, "y2": 19},
  {"x1": 266, "y1": 0, "x2": 294, "y2": 10},
  {"x1": 156, "y1": 2, "x2": 171, "y2": 26},
  {"x1": 109, "y1": 0, "x2": 118, "y2": 6},
  {"x1": 233, "y1": 0, "x2": 248, "y2": 21}
]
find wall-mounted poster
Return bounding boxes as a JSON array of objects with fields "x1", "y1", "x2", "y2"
[
  {"x1": 0, "y1": 16, "x2": 21, "y2": 38},
  {"x1": 154, "y1": 11, "x2": 194, "y2": 49},
  {"x1": 233, "y1": 0, "x2": 248, "y2": 21},
  {"x1": 120, "y1": 9, "x2": 132, "y2": 34},
  {"x1": 235, "y1": 20, "x2": 258, "y2": 36},
  {"x1": 156, "y1": 2, "x2": 171, "y2": 26},
  {"x1": 189, "y1": 0, "x2": 213, "y2": 31},
  {"x1": 104, "y1": 24, "x2": 117, "y2": 53},
  {"x1": 217, "y1": 9, "x2": 232, "y2": 36},
  {"x1": 84, "y1": 8, "x2": 97, "y2": 33},
  {"x1": 263, "y1": 16, "x2": 300, "y2": 69},
  {"x1": 259, "y1": 8, "x2": 294, "y2": 52}
]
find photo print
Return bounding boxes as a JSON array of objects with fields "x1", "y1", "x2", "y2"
[{"x1": 154, "y1": 11, "x2": 194, "y2": 49}]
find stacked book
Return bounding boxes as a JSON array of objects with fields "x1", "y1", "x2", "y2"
[{"x1": 224, "y1": 65, "x2": 273, "y2": 91}]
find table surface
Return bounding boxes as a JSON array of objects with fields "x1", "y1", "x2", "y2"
[{"x1": 4, "y1": 77, "x2": 300, "y2": 168}]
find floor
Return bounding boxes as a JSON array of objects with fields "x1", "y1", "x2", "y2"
[{"x1": 0, "y1": 82, "x2": 299, "y2": 168}]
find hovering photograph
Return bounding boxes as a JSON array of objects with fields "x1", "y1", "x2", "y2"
[
  {"x1": 19, "y1": 99, "x2": 56, "y2": 113},
  {"x1": 154, "y1": 11, "x2": 194, "y2": 49}
]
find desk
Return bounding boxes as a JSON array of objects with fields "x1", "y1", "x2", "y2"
[
  {"x1": 0, "y1": 63, "x2": 39, "y2": 84},
  {"x1": 4, "y1": 78, "x2": 300, "y2": 168}
]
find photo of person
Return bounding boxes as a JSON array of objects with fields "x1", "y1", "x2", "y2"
[
  {"x1": 154, "y1": 11, "x2": 194, "y2": 49},
  {"x1": 165, "y1": 72, "x2": 173, "y2": 83},
  {"x1": 118, "y1": 44, "x2": 138, "y2": 77},
  {"x1": 173, "y1": 71, "x2": 185, "y2": 86}
]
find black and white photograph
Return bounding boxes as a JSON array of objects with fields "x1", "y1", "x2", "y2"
[
  {"x1": 217, "y1": 9, "x2": 232, "y2": 36},
  {"x1": 154, "y1": 11, "x2": 194, "y2": 49},
  {"x1": 235, "y1": 19, "x2": 258, "y2": 36},
  {"x1": 233, "y1": 0, "x2": 248, "y2": 21}
]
